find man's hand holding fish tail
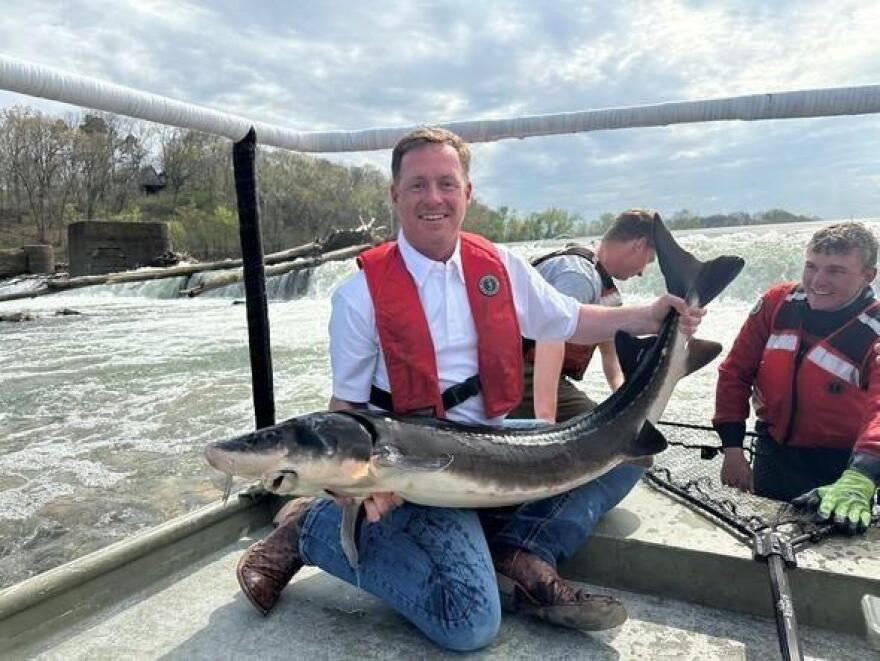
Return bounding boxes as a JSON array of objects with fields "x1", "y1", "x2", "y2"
[{"x1": 570, "y1": 293, "x2": 704, "y2": 346}]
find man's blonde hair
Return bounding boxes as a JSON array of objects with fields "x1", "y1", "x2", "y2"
[{"x1": 807, "y1": 222, "x2": 878, "y2": 269}]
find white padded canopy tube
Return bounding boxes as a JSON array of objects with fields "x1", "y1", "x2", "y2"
[{"x1": 2, "y1": 55, "x2": 880, "y2": 153}]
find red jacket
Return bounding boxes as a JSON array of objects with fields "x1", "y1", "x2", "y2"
[
  {"x1": 358, "y1": 232, "x2": 523, "y2": 418},
  {"x1": 523, "y1": 245, "x2": 621, "y2": 380},
  {"x1": 713, "y1": 282, "x2": 880, "y2": 460}
]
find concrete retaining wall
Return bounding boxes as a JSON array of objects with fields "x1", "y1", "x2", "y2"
[
  {"x1": 0, "y1": 249, "x2": 27, "y2": 277},
  {"x1": 23, "y1": 245, "x2": 54, "y2": 274},
  {"x1": 68, "y1": 221, "x2": 170, "y2": 277},
  {"x1": 0, "y1": 245, "x2": 55, "y2": 277}
]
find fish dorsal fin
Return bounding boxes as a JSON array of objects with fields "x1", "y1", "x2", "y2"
[
  {"x1": 630, "y1": 420, "x2": 668, "y2": 457},
  {"x1": 685, "y1": 338, "x2": 723, "y2": 376},
  {"x1": 372, "y1": 444, "x2": 453, "y2": 472},
  {"x1": 615, "y1": 332, "x2": 656, "y2": 381}
]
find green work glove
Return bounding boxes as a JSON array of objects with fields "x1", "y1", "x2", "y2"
[{"x1": 792, "y1": 469, "x2": 877, "y2": 534}]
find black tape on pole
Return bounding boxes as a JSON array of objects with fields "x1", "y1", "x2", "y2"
[{"x1": 233, "y1": 127, "x2": 276, "y2": 429}]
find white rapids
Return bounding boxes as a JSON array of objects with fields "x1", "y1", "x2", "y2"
[{"x1": 0, "y1": 219, "x2": 876, "y2": 587}]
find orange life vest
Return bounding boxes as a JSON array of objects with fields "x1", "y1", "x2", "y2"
[
  {"x1": 358, "y1": 232, "x2": 523, "y2": 418},
  {"x1": 753, "y1": 284, "x2": 880, "y2": 448}
]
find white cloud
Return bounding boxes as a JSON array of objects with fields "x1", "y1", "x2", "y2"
[{"x1": 0, "y1": 0, "x2": 877, "y2": 219}]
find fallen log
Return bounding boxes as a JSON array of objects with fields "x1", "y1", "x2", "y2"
[
  {"x1": 0, "y1": 285, "x2": 49, "y2": 303},
  {"x1": 0, "y1": 243, "x2": 319, "y2": 302},
  {"x1": 0, "y1": 224, "x2": 385, "y2": 303},
  {"x1": 0, "y1": 311, "x2": 35, "y2": 322},
  {"x1": 180, "y1": 244, "x2": 372, "y2": 297},
  {"x1": 47, "y1": 241, "x2": 323, "y2": 290}
]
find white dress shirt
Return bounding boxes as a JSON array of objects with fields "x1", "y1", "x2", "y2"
[{"x1": 329, "y1": 232, "x2": 580, "y2": 425}]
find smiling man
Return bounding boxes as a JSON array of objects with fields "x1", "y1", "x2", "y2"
[
  {"x1": 713, "y1": 222, "x2": 880, "y2": 532},
  {"x1": 234, "y1": 127, "x2": 706, "y2": 651}
]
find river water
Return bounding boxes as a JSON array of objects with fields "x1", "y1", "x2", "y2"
[{"x1": 0, "y1": 219, "x2": 875, "y2": 588}]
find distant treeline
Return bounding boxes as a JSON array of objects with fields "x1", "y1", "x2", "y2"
[
  {"x1": 0, "y1": 106, "x2": 818, "y2": 258},
  {"x1": 465, "y1": 206, "x2": 819, "y2": 243},
  {"x1": 0, "y1": 107, "x2": 389, "y2": 259}
]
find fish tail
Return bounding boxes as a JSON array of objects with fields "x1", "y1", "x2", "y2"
[{"x1": 653, "y1": 216, "x2": 744, "y2": 306}]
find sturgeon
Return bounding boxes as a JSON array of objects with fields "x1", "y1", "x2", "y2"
[{"x1": 205, "y1": 219, "x2": 744, "y2": 567}]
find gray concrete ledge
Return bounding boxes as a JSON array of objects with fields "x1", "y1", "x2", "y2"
[
  {"x1": 17, "y1": 529, "x2": 874, "y2": 660},
  {"x1": 2, "y1": 483, "x2": 876, "y2": 655},
  {"x1": 561, "y1": 483, "x2": 879, "y2": 636},
  {"x1": 865, "y1": 595, "x2": 880, "y2": 650},
  {"x1": 0, "y1": 493, "x2": 274, "y2": 652}
]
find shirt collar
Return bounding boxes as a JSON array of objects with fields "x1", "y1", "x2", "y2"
[{"x1": 397, "y1": 231, "x2": 465, "y2": 286}]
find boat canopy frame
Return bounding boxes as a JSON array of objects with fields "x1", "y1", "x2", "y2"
[{"x1": 3, "y1": 53, "x2": 880, "y2": 429}]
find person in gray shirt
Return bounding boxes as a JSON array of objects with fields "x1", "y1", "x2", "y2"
[{"x1": 511, "y1": 209, "x2": 658, "y2": 421}]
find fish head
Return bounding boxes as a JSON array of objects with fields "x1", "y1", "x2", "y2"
[{"x1": 204, "y1": 411, "x2": 374, "y2": 496}]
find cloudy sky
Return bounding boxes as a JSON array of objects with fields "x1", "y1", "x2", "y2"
[{"x1": 1, "y1": 0, "x2": 878, "y2": 221}]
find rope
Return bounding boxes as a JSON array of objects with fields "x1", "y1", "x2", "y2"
[
  {"x1": 658, "y1": 419, "x2": 760, "y2": 438},
  {"x1": 657, "y1": 420, "x2": 760, "y2": 459}
]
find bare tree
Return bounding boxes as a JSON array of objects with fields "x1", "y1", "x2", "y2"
[{"x1": 1, "y1": 108, "x2": 76, "y2": 243}]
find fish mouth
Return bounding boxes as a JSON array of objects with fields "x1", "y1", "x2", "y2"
[
  {"x1": 204, "y1": 445, "x2": 226, "y2": 472},
  {"x1": 203, "y1": 443, "x2": 288, "y2": 479}
]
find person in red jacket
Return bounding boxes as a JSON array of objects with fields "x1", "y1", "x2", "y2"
[{"x1": 713, "y1": 222, "x2": 879, "y2": 533}]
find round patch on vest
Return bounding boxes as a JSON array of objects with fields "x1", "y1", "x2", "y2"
[
  {"x1": 826, "y1": 381, "x2": 844, "y2": 395},
  {"x1": 749, "y1": 298, "x2": 763, "y2": 316},
  {"x1": 478, "y1": 274, "x2": 501, "y2": 297}
]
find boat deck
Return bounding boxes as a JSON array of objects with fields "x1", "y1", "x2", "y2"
[{"x1": 2, "y1": 484, "x2": 878, "y2": 659}]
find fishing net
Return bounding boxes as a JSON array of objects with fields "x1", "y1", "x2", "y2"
[
  {"x1": 647, "y1": 422, "x2": 880, "y2": 659},
  {"x1": 648, "y1": 422, "x2": 880, "y2": 546}
]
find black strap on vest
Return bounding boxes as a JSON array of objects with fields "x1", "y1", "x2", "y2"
[
  {"x1": 530, "y1": 243, "x2": 615, "y2": 294},
  {"x1": 369, "y1": 375, "x2": 483, "y2": 414},
  {"x1": 531, "y1": 243, "x2": 595, "y2": 267},
  {"x1": 827, "y1": 299, "x2": 880, "y2": 366},
  {"x1": 523, "y1": 244, "x2": 614, "y2": 359},
  {"x1": 773, "y1": 292, "x2": 806, "y2": 331}
]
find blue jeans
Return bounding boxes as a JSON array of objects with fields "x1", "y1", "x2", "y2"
[
  {"x1": 300, "y1": 501, "x2": 500, "y2": 651},
  {"x1": 298, "y1": 462, "x2": 644, "y2": 651},
  {"x1": 480, "y1": 462, "x2": 645, "y2": 566}
]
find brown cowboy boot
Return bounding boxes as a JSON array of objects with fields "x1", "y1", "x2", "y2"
[
  {"x1": 236, "y1": 497, "x2": 315, "y2": 616},
  {"x1": 493, "y1": 546, "x2": 627, "y2": 631}
]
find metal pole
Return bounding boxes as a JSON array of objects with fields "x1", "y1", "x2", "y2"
[
  {"x1": 767, "y1": 556, "x2": 803, "y2": 661},
  {"x1": 752, "y1": 532, "x2": 803, "y2": 661},
  {"x1": 232, "y1": 127, "x2": 275, "y2": 429}
]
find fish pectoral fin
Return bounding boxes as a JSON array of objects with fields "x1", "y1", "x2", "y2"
[
  {"x1": 340, "y1": 501, "x2": 363, "y2": 569},
  {"x1": 630, "y1": 420, "x2": 668, "y2": 457},
  {"x1": 614, "y1": 332, "x2": 656, "y2": 382},
  {"x1": 371, "y1": 444, "x2": 453, "y2": 472},
  {"x1": 684, "y1": 338, "x2": 723, "y2": 376}
]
